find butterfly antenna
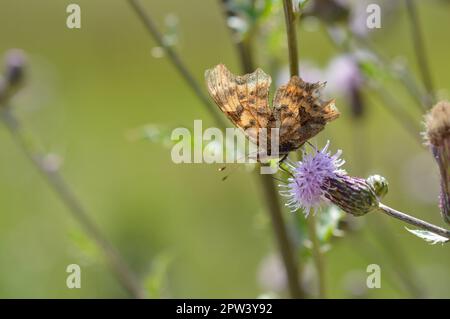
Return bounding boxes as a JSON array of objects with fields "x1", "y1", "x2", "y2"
[
  {"x1": 219, "y1": 164, "x2": 242, "y2": 181},
  {"x1": 306, "y1": 140, "x2": 318, "y2": 152},
  {"x1": 279, "y1": 153, "x2": 288, "y2": 164},
  {"x1": 279, "y1": 163, "x2": 295, "y2": 179}
]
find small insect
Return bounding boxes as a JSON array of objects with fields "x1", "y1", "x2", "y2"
[{"x1": 205, "y1": 64, "x2": 339, "y2": 159}]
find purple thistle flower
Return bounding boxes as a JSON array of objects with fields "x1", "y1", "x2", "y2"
[
  {"x1": 279, "y1": 142, "x2": 385, "y2": 217},
  {"x1": 279, "y1": 141, "x2": 345, "y2": 215}
]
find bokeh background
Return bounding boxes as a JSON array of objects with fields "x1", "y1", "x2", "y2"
[{"x1": 0, "y1": 0, "x2": 449, "y2": 298}]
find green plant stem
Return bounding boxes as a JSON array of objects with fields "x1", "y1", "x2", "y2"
[
  {"x1": 259, "y1": 175, "x2": 304, "y2": 298},
  {"x1": 221, "y1": 0, "x2": 303, "y2": 298},
  {"x1": 127, "y1": 0, "x2": 228, "y2": 129},
  {"x1": 0, "y1": 107, "x2": 145, "y2": 299},
  {"x1": 219, "y1": 0, "x2": 255, "y2": 73},
  {"x1": 306, "y1": 214, "x2": 326, "y2": 298},
  {"x1": 352, "y1": 33, "x2": 426, "y2": 112},
  {"x1": 282, "y1": 0, "x2": 327, "y2": 298},
  {"x1": 405, "y1": 0, "x2": 435, "y2": 107},
  {"x1": 322, "y1": 25, "x2": 429, "y2": 296},
  {"x1": 324, "y1": 27, "x2": 423, "y2": 144},
  {"x1": 129, "y1": 0, "x2": 304, "y2": 298},
  {"x1": 367, "y1": 219, "x2": 425, "y2": 297},
  {"x1": 367, "y1": 86, "x2": 422, "y2": 144},
  {"x1": 283, "y1": 0, "x2": 299, "y2": 76},
  {"x1": 220, "y1": 0, "x2": 304, "y2": 298},
  {"x1": 378, "y1": 203, "x2": 450, "y2": 239}
]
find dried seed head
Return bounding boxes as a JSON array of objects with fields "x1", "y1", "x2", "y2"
[
  {"x1": 425, "y1": 101, "x2": 450, "y2": 225},
  {"x1": 425, "y1": 101, "x2": 450, "y2": 146}
]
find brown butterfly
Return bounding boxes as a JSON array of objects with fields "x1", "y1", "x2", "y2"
[{"x1": 205, "y1": 64, "x2": 339, "y2": 159}]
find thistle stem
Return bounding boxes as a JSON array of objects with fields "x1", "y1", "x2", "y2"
[
  {"x1": 259, "y1": 175, "x2": 304, "y2": 298},
  {"x1": 378, "y1": 203, "x2": 450, "y2": 239},
  {"x1": 307, "y1": 214, "x2": 326, "y2": 298},
  {"x1": 283, "y1": 0, "x2": 299, "y2": 76},
  {"x1": 129, "y1": 0, "x2": 305, "y2": 298},
  {"x1": 324, "y1": 28, "x2": 426, "y2": 294},
  {"x1": 367, "y1": 86, "x2": 422, "y2": 144},
  {"x1": 0, "y1": 107, "x2": 145, "y2": 298},
  {"x1": 351, "y1": 32, "x2": 426, "y2": 112},
  {"x1": 219, "y1": 0, "x2": 255, "y2": 73},
  {"x1": 405, "y1": 0, "x2": 435, "y2": 107},
  {"x1": 324, "y1": 27, "x2": 423, "y2": 144},
  {"x1": 221, "y1": 0, "x2": 304, "y2": 298},
  {"x1": 282, "y1": 0, "x2": 326, "y2": 298}
]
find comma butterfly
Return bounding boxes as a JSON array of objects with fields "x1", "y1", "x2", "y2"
[{"x1": 205, "y1": 64, "x2": 339, "y2": 158}]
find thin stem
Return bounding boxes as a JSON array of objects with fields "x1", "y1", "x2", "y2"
[
  {"x1": 221, "y1": 0, "x2": 303, "y2": 298},
  {"x1": 219, "y1": 0, "x2": 255, "y2": 73},
  {"x1": 306, "y1": 214, "x2": 326, "y2": 298},
  {"x1": 324, "y1": 27, "x2": 423, "y2": 144},
  {"x1": 352, "y1": 33, "x2": 426, "y2": 112},
  {"x1": 283, "y1": 0, "x2": 328, "y2": 298},
  {"x1": 367, "y1": 219, "x2": 425, "y2": 297},
  {"x1": 405, "y1": 0, "x2": 435, "y2": 107},
  {"x1": 378, "y1": 203, "x2": 450, "y2": 239},
  {"x1": 128, "y1": 0, "x2": 228, "y2": 129},
  {"x1": 0, "y1": 107, "x2": 145, "y2": 299},
  {"x1": 259, "y1": 175, "x2": 304, "y2": 298},
  {"x1": 283, "y1": 0, "x2": 299, "y2": 76},
  {"x1": 367, "y1": 86, "x2": 423, "y2": 144},
  {"x1": 129, "y1": 0, "x2": 304, "y2": 298},
  {"x1": 324, "y1": 27, "x2": 426, "y2": 296},
  {"x1": 282, "y1": 0, "x2": 326, "y2": 298}
]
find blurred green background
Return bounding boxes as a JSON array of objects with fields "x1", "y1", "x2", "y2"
[{"x1": 0, "y1": 0, "x2": 449, "y2": 298}]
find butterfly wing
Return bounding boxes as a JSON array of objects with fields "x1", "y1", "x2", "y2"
[
  {"x1": 272, "y1": 76, "x2": 339, "y2": 153},
  {"x1": 205, "y1": 64, "x2": 272, "y2": 146}
]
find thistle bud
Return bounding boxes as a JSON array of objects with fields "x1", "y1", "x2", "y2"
[
  {"x1": 425, "y1": 101, "x2": 450, "y2": 224},
  {"x1": 0, "y1": 49, "x2": 26, "y2": 105},
  {"x1": 366, "y1": 174, "x2": 389, "y2": 199},
  {"x1": 5, "y1": 49, "x2": 26, "y2": 88},
  {"x1": 323, "y1": 175, "x2": 379, "y2": 217}
]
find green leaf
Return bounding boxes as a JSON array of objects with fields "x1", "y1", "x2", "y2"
[
  {"x1": 68, "y1": 228, "x2": 101, "y2": 264},
  {"x1": 405, "y1": 228, "x2": 450, "y2": 245},
  {"x1": 130, "y1": 124, "x2": 174, "y2": 148},
  {"x1": 316, "y1": 206, "x2": 345, "y2": 243},
  {"x1": 359, "y1": 59, "x2": 390, "y2": 83},
  {"x1": 297, "y1": 0, "x2": 310, "y2": 10},
  {"x1": 144, "y1": 252, "x2": 174, "y2": 298}
]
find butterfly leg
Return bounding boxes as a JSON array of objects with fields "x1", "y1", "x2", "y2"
[{"x1": 279, "y1": 153, "x2": 289, "y2": 164}]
